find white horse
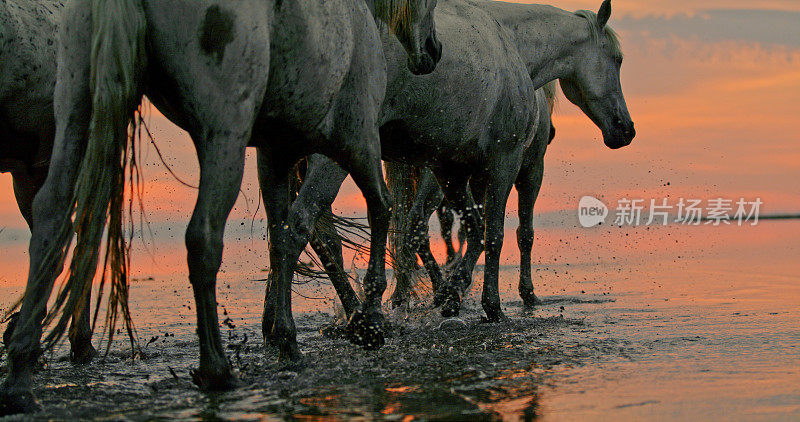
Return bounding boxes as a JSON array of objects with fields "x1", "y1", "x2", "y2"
[
  {"x1": 407, "y1": 0, "x2": 635, "y2": 317},
  {"x1": 1, "y1": 0, "x2": 440, "y2": 414}
]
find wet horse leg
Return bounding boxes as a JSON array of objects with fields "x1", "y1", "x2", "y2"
[
  {"x1": 15, "y1": 168, "x2": 98, "y2": 363},
  {"x1": 394, "y1": 168, "x2": 445, "y2": 303},
  {"x1": 1, "y1": 3, "x2": 92, "y2": 412},
  {"x1": 432, "y1": 170, "x2": 485, "y2": 317},
  {"x1": 324, "y1": 38, "x2": 391, "y2": 349},
  {"x1": 515, "y1": 161, "x2": 544, "y2": 308},
  {"x1": 257, "y1": 148, "x2": 295, "y2": 356},
  {"x1": 340, "y1": 147, "x2": 392, "y2": 349},
  {"x1": 481, "y1": 167, "x2": 517, "y2": 322},
  {"x1": 260, "y1": 153, "x2": 350, "y2": 359},
  {"x1": 411, "y1": 170, "x2": 447, "y2": 294},
  {"x1": 417, "y1": 232, "x2": 444, "y2": 295},
  {"x1": 10, "y1": 168, "x2": 101, "y2": 363},
  {"x1": 309, "y1": 212, "x2": 360, "y2": 318},
  {"x1": 436, "y1": 201, "x2": 457, "y2": 264},
  {"x1": 185, "y1": 130, "x2": 250, "y2": 390}
]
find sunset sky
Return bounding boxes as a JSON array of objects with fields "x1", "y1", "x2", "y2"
[{"x1": 0, "y1": 0, "x2": 798, "y2": 273}]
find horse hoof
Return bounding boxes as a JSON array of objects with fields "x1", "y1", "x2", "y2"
[
  {"x1": 432, "y1": 290, "x2": 447, "y2": 308},
  {"x1": 278, "y1": 341, "x2": 304, "y2": 363},
  {"x1": 520, "y1": 291, "x2": 541, "y2": 309},
  {"x1": 70, "y1": 343, "x2": 99, "y2": 365},
  {"x1": 440, "y1": 300, "x2": 460, "y2": 318},
  {"x1": 438, "y1": 285, "x2": 461, "y2": 317},
  {"x1": 190, "y1": 367, "x2": 241, "y2": 391},
  {"x1": 0, "y1": 384, "x2": 42, "y2": 415},
  {"x1": 320, "y1": 322, "x2": 347, "y2": 339},
  {"x1": 345, "y1": 309, "x2": 385, "y2": 351},
  {"x1": 480, "y1": 311, "x2": 509, "y2": 324}
]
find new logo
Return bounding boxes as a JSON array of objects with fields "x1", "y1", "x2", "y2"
[{"x1": 578, "y1": 196, "x2": 608, "y2": 227}]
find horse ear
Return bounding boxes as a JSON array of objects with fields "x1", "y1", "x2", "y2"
[{"x1": 597, "y1": 0, "x2": 611, "y2": 28}]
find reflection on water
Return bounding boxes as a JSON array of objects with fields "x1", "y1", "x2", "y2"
[{"x1": 0, "y1": 221, "x2": 798, "y2": 420}]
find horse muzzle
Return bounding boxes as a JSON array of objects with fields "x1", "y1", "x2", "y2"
[{"x1": 603, "y1": 122, "x2": 636, "y2": 149}]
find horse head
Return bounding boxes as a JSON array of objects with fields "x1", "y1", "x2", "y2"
[
  {"x1": 374, "y1": 0, "x2": 442, "y2": 75},
  {"x1": 559, "y1": 0, "x2": 635, "y2": 149}
]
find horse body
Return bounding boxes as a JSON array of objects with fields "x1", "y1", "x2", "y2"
[
  {"x1": 0, "y1": 1, "x2": 61, "y2": 222},
  {"x1": 1, "y1": 0, "x2": 440, "y2": 413},
  {"x1": 143, "y1": 1, "x2": 359, "y2": 143}
]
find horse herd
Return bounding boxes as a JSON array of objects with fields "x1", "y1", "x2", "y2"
[{"x1": 0, "y1": 0, "x2": 634, "y2": 414}]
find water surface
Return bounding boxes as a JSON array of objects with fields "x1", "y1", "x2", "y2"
[{"x1": 1, "y1": 221, "x2": 798, "y2": 420}]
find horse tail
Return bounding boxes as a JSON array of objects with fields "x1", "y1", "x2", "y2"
[
  {"x1": 384, "y1": 162, "x2": 419, "y2": 273},
  {"x1": 42, "y1": 0, "x2": 147, "y2": 351}
]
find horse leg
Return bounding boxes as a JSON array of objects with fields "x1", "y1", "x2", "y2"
[
  {"x1": 260, "y1": 153, "x2": 350, "y2": 359},
  {"x1": 436, "y1": 201, "x2": 457, "y2": 264},
  {"x1": 339, "y1": 147, "x2": 392, "y2": 350},
  {"x1": 309, "y1": 213, "x2": 360, "y2": 318},
  {"x1": 13, "y1": 159, "x2": 98, "y2": 364},
  {"x1": 11, "y1": 170, "x2": 96, "y2": 364},
  {"x1": 324, "y1": 37, "x2": 391, "y2": 349},
  {"x1": 64, "y1": 166, "x2": 97, "y2": 364},
  {"x1": 481, "y1": 169, "x2": 517, "y2": 322},
  {"x1": 11, "y1": 167, "x2": 46, "y2": 230},
  {"x1": 185, "y1": 131, "x2": 249, "y2": 390},
  {"x1": 516, "y1": 162, "x2": 544, "y2": 308},
  {"x1": 409, "y1": 169, "x2": 445, "y2": 296},
  {"x1": 417, "y1": 234, "x2": 444, "y2": 295},
  {"x1": 256, "y1": 148, "x2": 295, "y2": 356},
  {"x1": 1, "y1": 3, "x2": 92, "y2": 413},
  {"x1": 390, "y1": 167, "x2": 443, "y2": 306},
  {"x1": 431, "y1": 171, "x2": 484, "y2": 317},
  {"x1": 68, "y1": 294, "x2": 97, "y2": 364},
  {"x1": 457, "y1": 217, "x2": 468, "y2": 255}
]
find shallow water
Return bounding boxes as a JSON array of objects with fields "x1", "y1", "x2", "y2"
[{"x1": 1, "y1": 221, "x2": 799, "y2": 420}]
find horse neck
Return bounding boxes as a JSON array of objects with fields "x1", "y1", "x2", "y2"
[{"x1": 482, "y1": 3, "x2": 590, "y2": 90}]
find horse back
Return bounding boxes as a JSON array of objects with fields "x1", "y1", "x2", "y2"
[{"x1": 262, "y1": 0, "x2": 376, "y2": 135}]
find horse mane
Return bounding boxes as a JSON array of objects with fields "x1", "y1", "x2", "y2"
[
  {"x1": 574, "y1": 9, "x2": 623, "y2": 59},
  {"x1": 374, "y1": 0, "x2": 418, "y2": 37}
]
